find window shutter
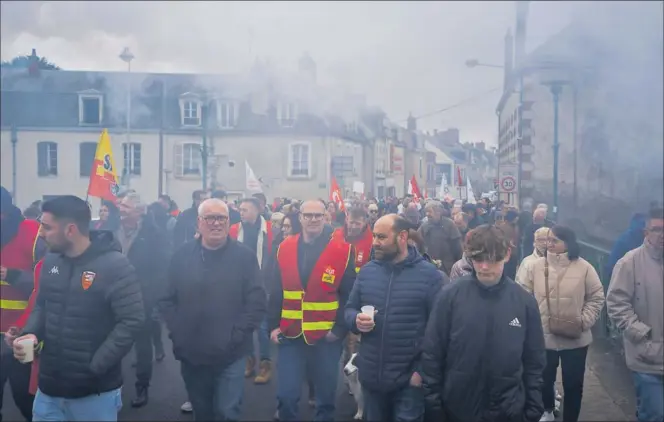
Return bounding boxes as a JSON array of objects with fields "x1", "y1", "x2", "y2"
[
  {"x1": 37, "y1": 142, "x2": 47, "y2": 176},
  {"x1": 174, "y1": 143, "x2": 184, "y2": 178}
]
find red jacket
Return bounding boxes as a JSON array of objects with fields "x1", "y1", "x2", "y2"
[{"x1": 229, "y1": 219, "x2": 274, "y2": 256}]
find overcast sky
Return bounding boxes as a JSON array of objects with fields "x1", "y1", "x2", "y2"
[{"x1": 1, "y1": 1, "x2": 605, "y2": 145}]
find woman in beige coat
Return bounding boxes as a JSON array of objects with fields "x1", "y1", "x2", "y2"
[{"x1": 521, "y1": 225, "x2": 605, "y2": 422}]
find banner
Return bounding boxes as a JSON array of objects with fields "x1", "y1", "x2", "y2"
[
  {"x1": 330, "y1": 177, "x2": 345, "y2": 211},
  {"x1": 245, "y1": 161, "x2": 263, "y2": 193},
  {"x1": 87, "y1": 129, "x2": 120, "y2": 202}
]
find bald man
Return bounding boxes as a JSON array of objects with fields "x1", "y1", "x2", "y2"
[{"x1": 268, "y1": 200, "x2": 356, "y2": 421}]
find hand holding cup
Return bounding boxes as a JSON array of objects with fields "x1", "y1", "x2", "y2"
[{"x1": 356, "y1": 305, "x2": 377, "y2": 333}]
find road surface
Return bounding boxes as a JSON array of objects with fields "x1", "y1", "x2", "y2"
[{"x1": 3, "y1": 335, "x2": 635, "y2": 421}]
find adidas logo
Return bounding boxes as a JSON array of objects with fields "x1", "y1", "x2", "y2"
[{"x1": 508, "y1": 318, "x2": 521, "y2": 328}]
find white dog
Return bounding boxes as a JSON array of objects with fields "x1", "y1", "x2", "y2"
[{"x1": 343, "y1": 353, "x2": 364, "y2": 420}]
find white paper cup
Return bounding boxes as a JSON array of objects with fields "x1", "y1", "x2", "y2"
[
  {"x1": 17, "y1": 337, "x2": 35, "y2": 363},
  {"x1": 361, "y1": 305, "x2": 375, "y2": 321}
]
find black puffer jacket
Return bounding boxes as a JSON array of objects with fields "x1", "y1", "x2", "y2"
[
  {"x1": 344, "y1": 246, "x2": 443, "y2": 393},
  {"x1": 23, "y1": 231, "x2": 145, "y2": 398},
  {"x1": 421, "y1": 274, "x2": 546, "y2": 422}
]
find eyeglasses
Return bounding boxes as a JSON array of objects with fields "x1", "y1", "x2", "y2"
[
  {"x1": 302, "y1": 213, "x2": 324, "y2": 220},
  {"x1": 201, "y1": 215, "x2": 228, "y2": 225}
]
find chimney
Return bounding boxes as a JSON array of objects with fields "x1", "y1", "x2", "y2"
[
  {"x1": 514, "y1": 1, "x2": 530, "y2": 68},
  {"x1": 407, "y1": 112, "x2": 417, "y2": 131},
  {"x1": 503, "y1": 29, "x2": 514, "y2": 90},
  {"x1": 28, "y1": 48, "x2": 39, "y2": 77}
]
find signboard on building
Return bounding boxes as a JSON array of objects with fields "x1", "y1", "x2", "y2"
[
  {"x1": 390, "y1": 145, "x2": 404, "y2": 175},
  {"x1": 498, "y1": 164, "x2": 519, "y2": 205}
]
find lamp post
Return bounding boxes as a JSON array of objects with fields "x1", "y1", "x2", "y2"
[
  {"x1": 544, "y1": 81, "x2": 564, "y2": 221},
  {"x1": 465, "y1": 59, "x2": 504, "y2": 69},
  {"x1": 119, "y1": 47, "x2": 134, "y2": 188}
]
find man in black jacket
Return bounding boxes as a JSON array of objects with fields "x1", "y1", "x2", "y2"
[
  {"x1": 116, "y1": 192, "x2": 170, "y2": 407},
  {"x1": 11, "y1": 195, "x2": 145, "y2": 421},
  {"x1": 161, "y1": 198, "x2": 266, "y2": 421},
  {"x1": 421, "y1": 224, "x2": 546, "y2": 422},
  {"x1": 345, "y1": 214, "x2": 443, "y2": 422},
  {"x1": 173, "y1": 190, "x2": 209, "y2": 248}
]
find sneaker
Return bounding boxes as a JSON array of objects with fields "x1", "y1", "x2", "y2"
[
  {"x1": 181, "y1": 401, "x2": 193, "y2": 413},
  {"x1": 254, "y1": 360, "x2": 272, "y2": 384},
  {"x1": 540, "y1": 411, "x2": 555, "y2": 422}
]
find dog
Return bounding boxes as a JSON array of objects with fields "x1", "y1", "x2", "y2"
[{"x1": 343, "y1": 353, "x2": 364, "y2": 420}]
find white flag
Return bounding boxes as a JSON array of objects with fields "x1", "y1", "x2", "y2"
[
  {"x1": 245, "y1": 161, "x2": 263, "y2": 193},
  {"x1": 466, "y1": 177, "x2": 477, "y2": 204},
  {"x1": 439, "y1": 174, "x2": 449, "y2": 199}
]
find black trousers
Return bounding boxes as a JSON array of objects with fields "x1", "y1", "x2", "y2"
[
  {"x1": 134, "y1": 320, "x2": 154, "y2": 389},
  {"x1": 0, "y1": 348, "x2": 34, "y2": 422},
  {"x1": 542, "y1": 346, "x2": 588, "y2": 422}
]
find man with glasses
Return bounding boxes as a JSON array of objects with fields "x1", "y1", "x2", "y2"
[
  {"x1": 268, "y1": 200, "x2": 356, "y2": 421},
  {"x1": 607, "y1": 207, "x2": 664, "y2": 422},
  {"x1": 161, "y1": 198, "x2": 266, "y2": 421}
]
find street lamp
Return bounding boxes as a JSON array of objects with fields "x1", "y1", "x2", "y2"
[
  {"x1": 465, "y1": 59, "x2": 504, "y2": 69},
  {"x1": 119, "y1": 47, "x2": 134, "y2": 188},
  {"x1": 542, "y1": 81, "x2": 566, "y2": 222}
]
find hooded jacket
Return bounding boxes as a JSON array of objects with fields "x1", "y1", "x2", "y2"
[
  {"x1": 345, "y1": 246, "x2": 443, "y2": 393},
  {"x1": 22, "y1": 231, "x2": 145, "y2": 398},
  {"x1": 449, "y1": 254, "x2": 473, "y2": 281},
  {"x1": 421, "y1": 273, "x2": 546, "y2": 422}
]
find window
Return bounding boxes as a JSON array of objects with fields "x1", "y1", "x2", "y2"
[
  {"x1": 37, "y1": 141, "x2": 58, "y2": 176},
  {"x1": 288, "y1": 143, "x2": 310, "y2": 177},
  {"x1": 174, "y1": 143, "x2": 202, "y2": 177},
  {"x1": 218, "y1": 101, "x2": 238, "y2": 129},
  {"x1": 182, "y1": 101, "x2": 201, "y2": 126},
  {"x1": 79, "y1": 142, "x2": 97, "y2": 176},
  {"x1": 122, "y1": 143, "x2": 141, "y2": 176},
  {"x1": 278, "y1": 102, "x2": 297, "y2": 127},
  {"x1": 79, "y1": 95, "x2": 102, "y2": 125}
]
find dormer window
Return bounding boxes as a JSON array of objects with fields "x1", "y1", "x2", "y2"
[
  {"x1": 78, "y1": 90, "x2": 103, "y2": 125},
  {"x1": 278, "y1": 102, "x2": 298, "y2": 127},
  {"x1": 217, "y1": 101, "x2": 239, "y2": 129},
  {"x1": 179, "y1": 94, "x2": 202, "y2": 127}
]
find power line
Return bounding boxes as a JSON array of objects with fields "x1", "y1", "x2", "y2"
[{"x1": 399, "y1": 86, "x2": 502, "y2": 122}]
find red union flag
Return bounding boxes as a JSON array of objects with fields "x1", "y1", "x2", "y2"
[
  {"x1": 408, "y1": 175, "x2": 422, "y2": 201},
  {"x1": 87, "y1": 129, "x2": 120, "y2": 202},
  {"x1": 330, "y1": 177, "x2": 345, "y2": 211}
]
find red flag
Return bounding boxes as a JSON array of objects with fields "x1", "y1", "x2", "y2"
[
  {"x1": 330, "y1": 177, "x2": 345, "y2": 211},
  {"x1": 456, "y1": 166, "x2": 463, "y2": 187},
  {"x1": 408, "y1": 175, "x2": 422, "y2": 201}
]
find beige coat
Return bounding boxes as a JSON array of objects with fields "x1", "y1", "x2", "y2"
[
  {"x1": 515, "y1": 250, "x2": 544, "y2": 287},
  {"x1": 606, "y1": 242, "x2": 664, "y2": 375},
  {"x1": 521, "y1": 253, "x2": 605, "y2": 350}
]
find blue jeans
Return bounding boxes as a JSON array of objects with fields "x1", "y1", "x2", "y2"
[
  {"x1": 248, "y1": 319, "x2": 271, "y2": 361},
  {"x1": 180, "y1": 358, "x2": 245, "y2": 421},
  {"x1": 32, "y1": 388, "x2": 122, "y2": 421},
  {"x1": 362, "y1": 385, "x2": 425, "y2": 422},
  {"x1": 633, "y1": 372, "x2": 664, "y2": 422},
  {"x1": 277, "y1": 337, "x2": 343, "y2": 421}
]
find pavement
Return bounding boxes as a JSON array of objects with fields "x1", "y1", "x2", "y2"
[{"x1": 2, "y1": 334, "x2": 636, "y2": 422}]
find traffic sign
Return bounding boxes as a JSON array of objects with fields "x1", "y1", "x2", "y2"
[{"x1": 501, "y1": 176, "x2": 516, "y2": 192}]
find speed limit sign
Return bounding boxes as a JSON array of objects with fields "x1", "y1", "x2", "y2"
[{"x1": 501, "y1": 176, "x2": 516, "y2": 192}]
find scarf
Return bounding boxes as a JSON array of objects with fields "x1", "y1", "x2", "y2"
[{"x1": 236, "y1": 216, "x2": 267, "y2": 269}]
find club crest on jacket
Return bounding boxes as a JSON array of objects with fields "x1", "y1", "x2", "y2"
[{"x1": 81, "y1": 271, "x2": 96, "y2": 290}]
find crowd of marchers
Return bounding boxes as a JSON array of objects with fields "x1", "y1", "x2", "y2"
[{"x1": 0, "y1": 184, "x2": 662, "y2": 422}]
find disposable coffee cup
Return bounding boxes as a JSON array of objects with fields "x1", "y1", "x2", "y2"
[
  {"x1": 17, "y1": 337, "x2": 35, "y2": 363},
  {"x1": 361, "y1": 305, "x2": 375, "y2": 321}
]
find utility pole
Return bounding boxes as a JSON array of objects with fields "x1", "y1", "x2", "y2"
[
  {"x1": 201, "y1": 95, "x2": 210, "y2": 191},
  {"x1": 119, "y1": 47, "x2": 135, "y2": 189}
]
